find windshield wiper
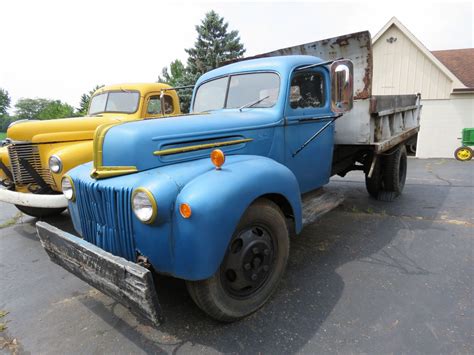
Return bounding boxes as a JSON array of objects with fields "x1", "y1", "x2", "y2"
[{"x1": 239, "y1": 95, "x2": 270, "y2": 112}]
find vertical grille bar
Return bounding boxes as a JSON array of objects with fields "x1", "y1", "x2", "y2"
[
  {"x1": 7, "y1": 143, "x2": 53, "y2": 186},
  {"x1": 75, "y1": 179, "x2": 136, "y2": 261}
]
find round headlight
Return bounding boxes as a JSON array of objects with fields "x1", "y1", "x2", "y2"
[
  {"x1": 131, "y1": 188, "x2": 157, "y2": 224},
  {"x1": 61, "y1": 176, "x2": 75, "y2": 201},
  {"x1": 49, "y1": 155, "x2": 63, "y2": 173}
]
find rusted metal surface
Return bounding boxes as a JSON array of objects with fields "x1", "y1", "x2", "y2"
[
  {"x1": 373, "y1": 127, "x2": 420, "y2": 153},
  {"x1": 369, "y1": 95, "x2": 418, "y2": 114},
  {"x1": 36, "y1": 222, "x2": 163, "y2": 326},
  {"x1": 226, "y1": 31, "x2": 373, "y2": 100}
]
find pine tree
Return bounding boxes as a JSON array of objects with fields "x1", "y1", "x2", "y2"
[
  {"x1": 185, "y1": 10, "x2": 246, "y2": 82},
  {"x1": 158, "y1": 11, "x2": 245, "y2": 113}
]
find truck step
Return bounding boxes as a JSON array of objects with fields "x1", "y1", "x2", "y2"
[{"x1": 301, "y1": 188, "x2": 344, "y2": 227}]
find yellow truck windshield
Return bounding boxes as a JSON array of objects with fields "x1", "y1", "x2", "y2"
[{"x1": 89, "y1": 91, "x2": 140, "y2": 115}]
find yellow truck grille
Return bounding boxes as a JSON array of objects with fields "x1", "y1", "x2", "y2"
[{"x1": 7, "y1": 143, "x2": 54, "y2": 187}]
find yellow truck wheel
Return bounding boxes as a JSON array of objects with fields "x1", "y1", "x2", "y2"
[{"x1": 454, "y1": 147, "x2": 473, "y2": 161}]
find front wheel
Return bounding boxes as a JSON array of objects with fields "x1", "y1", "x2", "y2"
[
  {"x1": 186, "y1": 199, "x2": 289, "y2": 322},
  {"x1": 15, "y1": 205, "x2": 66, "y2": 218}
]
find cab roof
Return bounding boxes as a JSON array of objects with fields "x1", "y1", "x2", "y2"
[
  {"x1": 196, "y1": 55, "x2": 323, "y2": 85},
  {"x1": 94, "y1": 82, "x2": 173, "y2": 96}
]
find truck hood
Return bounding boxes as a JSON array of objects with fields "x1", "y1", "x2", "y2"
[
  {"x1": 6, "y1": 114, "x2": 135, "y2": 144},
  {"x1": 100, "y1": 110, "x2": 281, "y2": 176}
]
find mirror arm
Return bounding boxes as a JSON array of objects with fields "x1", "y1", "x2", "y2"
[{"x1": 160, "y1": 90, "x2": 165, "y2": 116}]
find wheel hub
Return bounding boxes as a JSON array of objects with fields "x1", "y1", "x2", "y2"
[{"x1": 221, "y1": 226, "x2": 275, "y2": 298}]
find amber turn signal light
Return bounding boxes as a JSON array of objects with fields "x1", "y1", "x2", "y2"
[
  {"x1": 179, "y1": 203, "x2": 192, "y2": 218},
  {"x1": 211, "y1": 149, "x2": 225, "y2": 169}
]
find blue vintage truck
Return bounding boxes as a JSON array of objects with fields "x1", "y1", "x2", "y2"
[{"x1": 37, "y1": 31, "x2": 421, "y2": 325}]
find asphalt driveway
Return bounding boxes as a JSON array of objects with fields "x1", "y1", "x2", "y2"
[{"x1": 0, "y1": 158, "x2": 472, "y2": 354}]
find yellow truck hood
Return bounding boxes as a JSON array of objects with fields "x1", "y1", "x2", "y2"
[{"x1": 7, "y1": 115, "x2": 134, "y2": 143}]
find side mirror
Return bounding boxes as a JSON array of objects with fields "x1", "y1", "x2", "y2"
[{"x1": 330, "y1": 60, "x2": 353, "y2": 113}]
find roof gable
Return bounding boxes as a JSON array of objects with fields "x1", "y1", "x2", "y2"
[{"x1": 373, "y1": 17, "x2": 465, "y2": 88}]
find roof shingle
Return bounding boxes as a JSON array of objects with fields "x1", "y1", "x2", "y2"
[{"x1": 432, "y1": 48, "x2": 474, "y2": 88}]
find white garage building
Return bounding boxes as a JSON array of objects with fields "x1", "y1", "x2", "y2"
[{"x1": 372, "y1": 17, "x2": 474, "y2": 158}]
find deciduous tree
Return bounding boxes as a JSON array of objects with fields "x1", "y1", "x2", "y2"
[
  {"x1": 15, "y1": 98, "x2": 75, "y2": 120},
  {"x1": 0, "y1": 88, "x2": 11, "y2": 117}
]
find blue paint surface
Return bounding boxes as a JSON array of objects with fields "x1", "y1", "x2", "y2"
[{"x1": 67, "y1": 55, "x2": 338, "y2": 280}]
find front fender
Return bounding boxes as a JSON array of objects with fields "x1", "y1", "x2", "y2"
[
  {"x1": 47, "y1": 141, "x2": 93, "y2": 188},
  {"x1": 172, "y1": 155, "x2": 302, "y2": 280}
]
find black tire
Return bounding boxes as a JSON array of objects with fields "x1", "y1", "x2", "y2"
[
  {"x1": 383, "y1": 145, "x2": 407, "y2": 194},
  {"x1": 365, "y1": 155, "x2": 382, "y2": 199},
  {"x1": 15, "y1": 205, "x2": 66, "y2": 218},
  {"x1": 186, "y1": 199, "x2": 289, "y2": 322},
  {"x1": 365, "y1": 145, "x2": 407, "y2": 202},
  {"x1": 454, "y1": 146, "x2": 473, "y2": 161}
]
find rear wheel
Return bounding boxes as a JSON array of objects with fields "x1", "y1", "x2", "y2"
[
  {"x1": 365, "y1": 145, "x2": 407, "y2": 201},
  {"x1": 15, "y1": 205, "x2": 66, "y2": 218},
  {"x1": 454, "y1": 146, "x2": 473, "y2": 161},
  {"x1": 186, "y1": 199, "x2": 289, "y2": 322}
]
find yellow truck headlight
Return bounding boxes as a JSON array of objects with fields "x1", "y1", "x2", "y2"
[
  {"x1": 61, "y1": 176, "x2": 75, "y2": 201},
  {"x1": 49, "y1": 155, "x2": 63, "y2": 173},
  {"x1": 131, "y1": 188, "x2": 157, "y2": 224}
]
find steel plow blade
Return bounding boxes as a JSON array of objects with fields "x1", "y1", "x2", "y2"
[{"x1": 36, "y1": 221, "x2": 162, "y2": 326}]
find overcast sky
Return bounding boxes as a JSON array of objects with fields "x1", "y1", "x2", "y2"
[{"x1": 0, "y1": 0, "x2": 472, "y2": 111}]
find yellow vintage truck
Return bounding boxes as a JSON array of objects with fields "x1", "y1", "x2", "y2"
[{"x1": 0, "y1": 83, "x2": 180, "y2": 217}]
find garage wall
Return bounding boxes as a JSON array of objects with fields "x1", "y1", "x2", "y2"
[{"x1": 416, "y1": 94, "x2": 474, "y2": 158}]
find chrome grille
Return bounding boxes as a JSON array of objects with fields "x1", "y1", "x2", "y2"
[
  {"x1": 7, "y1": 143, "x2": 54, "y2": 186},
  {"x1": 75, "y1": 179, "x2": 136, "y2": 261}
]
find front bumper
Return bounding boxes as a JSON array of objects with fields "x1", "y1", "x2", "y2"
[
  {"x1": 36, "y1": 222, "x2": 162, "y2": 326},
  {"x1": 0, "y1": 188, "x2": 68, "y2": 208}
]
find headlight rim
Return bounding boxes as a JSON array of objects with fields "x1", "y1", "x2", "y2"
[
  {"x1": 49, "y1": 154, "x2": 63, "y2": 174},
  {"x1": 61, "y1": 175, "x2": 76, "y2": 201},
  {"x1": 131, "y1": 187, "x2": 157, "y2": 224}
]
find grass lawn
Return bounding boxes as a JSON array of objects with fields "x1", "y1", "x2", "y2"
[{"x1": 0, "y1": 132, "x2": 6, "y2": 140}]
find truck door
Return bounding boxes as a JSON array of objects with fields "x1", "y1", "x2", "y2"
[{"x1": 284, "y1": 68, "x2": 334, "y2": 193}]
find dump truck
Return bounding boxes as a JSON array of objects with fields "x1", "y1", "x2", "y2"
[
  {"x1": 37, "y1": 31, "x2": 421, "y2": 325},
  {"x1": 0, "y1": 83, "x2": 180, "y2": 217}
]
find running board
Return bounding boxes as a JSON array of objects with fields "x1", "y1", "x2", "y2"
[{"x1": 301, "y1": 188, "x2": 344, "y2": 227}]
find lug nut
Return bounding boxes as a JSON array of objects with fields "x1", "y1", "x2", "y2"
[
  {"x1": 251, "y1": 273, "x2": 258, "y2": 280},
  {"x1": 252, "y1": 247, "x2": 259, "y2": 254},
  {"x1": 264, "y1": 249, "x2": 270, "y2": 255},
  {"x1": 244, "y1": 263, "x2": 251, "y2": 270}
]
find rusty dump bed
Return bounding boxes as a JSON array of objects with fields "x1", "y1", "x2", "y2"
[{"x1": 232, "y1": 31, "x2": 421, "y2": 153}]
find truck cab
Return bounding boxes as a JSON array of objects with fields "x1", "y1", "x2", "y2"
[{"x1": 0, "y1": 83, "x2": 180, "y2": 217}]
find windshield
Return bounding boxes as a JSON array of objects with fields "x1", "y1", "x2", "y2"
[
  {"x1": 88, "y1": 91, "x2": 140, "y2": 115},
  {"x1": 193, "y1": 72, "x2": 280, "y2": 112}
]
